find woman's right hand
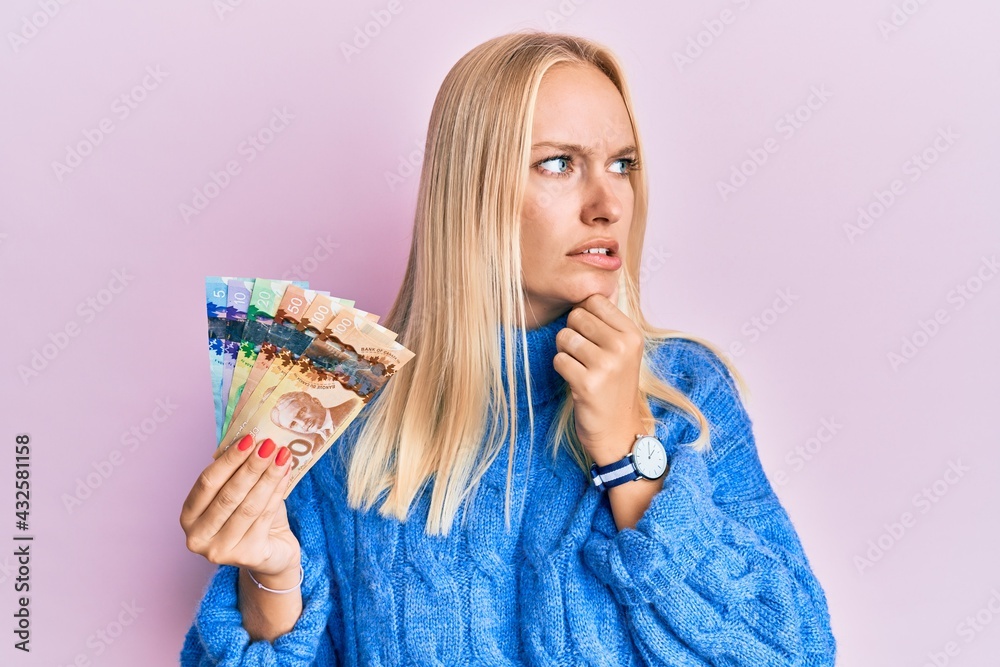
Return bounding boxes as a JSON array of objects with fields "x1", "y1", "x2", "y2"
[{"x1": 180, "y1": 435, "x2": 301, "y2": 578}]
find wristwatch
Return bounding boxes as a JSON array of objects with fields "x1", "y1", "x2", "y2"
[{"x1": 590, "y1": 434, "x2": 668, "y2": 491}]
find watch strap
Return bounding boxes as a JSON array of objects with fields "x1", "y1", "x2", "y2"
[{"x1": 590, "y1": 454, "x2": 640, "y2": 491}]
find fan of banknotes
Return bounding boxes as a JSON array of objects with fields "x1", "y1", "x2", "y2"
[{"x1": 205, "y1": 277, "x2": 414, "y2": 498}]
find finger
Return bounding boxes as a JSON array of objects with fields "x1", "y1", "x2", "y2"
[
  {"x1": 578, "y1": 293, "x2": 631, "y2": 333},
  {"x1": 555, "y1": 323, "x2": 602, "y2": 369},
  {"x1": 190, "y1": 438, "x2": 280, "y2": 542},
  {"x1": 552, "y1": 348, "x2": 587, "y2": 389},
  {"x1": 212, "y1": 447, "x2": 292, "y2": 551},
  {"x1": 240, "y1": 465, "x2": 294, "y2": 556},
  {"x1": 212, "y1": 430, "x2": 248, "y2": 460},
  {"x1": 566, "y1": 306, "x2": 617, "y2": 350},
  {"x1": 180, "y1": 434, "x2": 256, "y2": 527}
]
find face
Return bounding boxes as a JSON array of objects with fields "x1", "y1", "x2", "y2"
[
  {"x1": 519, "y1": 62, "x2": 637, "y2": 329},
  {"x1": 272, "y1": 394, "x2": 326, "y2": 434}
]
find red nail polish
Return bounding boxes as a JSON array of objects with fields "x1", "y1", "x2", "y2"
[
  {"x1": 258, "y1": 439, "x2": 275, "y2": 458},
  {"x1": 237, "y1": 435, "x2": 254, "y2": 451},
  {"x1": 275, "y1": 446, "x2": 290, "y2": 466}
]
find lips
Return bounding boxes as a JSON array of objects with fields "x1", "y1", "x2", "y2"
[{"x1": 567, "y1": 238, "x2": 619, "y2": 256}]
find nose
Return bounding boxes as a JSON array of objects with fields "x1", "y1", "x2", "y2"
[{"x1": 580, "y1": 168, "x2": 623, "y2": 226}]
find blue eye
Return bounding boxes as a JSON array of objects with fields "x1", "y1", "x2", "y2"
[
  {"x1": 610, "y1": 158, "x2": 636, "y2": 175},
  {"x1": 539, "y1": 156, "x2": 571, "y2": 175},
  {"x1": 536, "y1": 154, "x2": 639, "y2": 178}
]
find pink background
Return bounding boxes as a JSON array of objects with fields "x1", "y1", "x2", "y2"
[{"x1": 2, "y1": 1, "x2": 998, "y2": 665}]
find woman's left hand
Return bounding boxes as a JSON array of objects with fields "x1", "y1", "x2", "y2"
[{"x1": 553, "y1": 294, "x2": 648, "y2": 466}]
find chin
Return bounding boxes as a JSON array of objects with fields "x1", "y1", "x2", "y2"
[{"x1": 557, "y1": 288, "x2": 613, "y2": 308}]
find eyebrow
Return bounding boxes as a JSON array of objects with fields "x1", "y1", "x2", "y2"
[{"x1": 531, "y1": 141, "x2": 637, "y2": 158}]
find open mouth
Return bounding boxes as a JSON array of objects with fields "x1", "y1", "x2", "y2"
[
  {"x1": 568, "y1": 246, "x2": 622, "y2": 270},
  {"x1": 568, "y1": 238, "x2": 619, "y2": 257}
]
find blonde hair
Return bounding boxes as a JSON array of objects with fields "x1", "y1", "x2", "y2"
[{"x1": 342, "y1": 30, "x2": 749, "y2": 536}]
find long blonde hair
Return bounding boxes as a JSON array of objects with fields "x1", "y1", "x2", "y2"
[{"x1": 342, "y1": 30, "x2": 749, "y2": 536}]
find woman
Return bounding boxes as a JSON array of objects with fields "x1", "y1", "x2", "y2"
[{"x1": 179, "y1": 30, "x2": 837, "y2": 666}]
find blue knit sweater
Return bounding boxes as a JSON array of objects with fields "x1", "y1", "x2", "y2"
[{"x1": 180, "y1": 311, "x2": 837, "y2": 665}]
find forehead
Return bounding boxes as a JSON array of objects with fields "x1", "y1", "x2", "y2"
[{"x1": 531, "y1": 63, "x2": 634, "y2": 149}]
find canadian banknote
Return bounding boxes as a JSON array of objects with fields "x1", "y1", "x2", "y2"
[
  {"x1": 214, "y1": 299, "x2": 414, "y2": 498},
  {"x1": 222, "y1": 278, "x2": 311, "y2": 435}
]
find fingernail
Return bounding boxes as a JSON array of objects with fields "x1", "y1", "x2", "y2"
[
  {"x1": 258, "y1": 439, "x2": 276, "y2": 458},
  {"x1": 275, "y1": 446, "x2": 290, "y2": 466},
  {"x1": 237, "y1": 435, "x2": 254, "y2": 451}
]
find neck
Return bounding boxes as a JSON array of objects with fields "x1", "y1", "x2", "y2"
[{"x1": 518, "y1": 300, "x2": 572, "y2": 330}]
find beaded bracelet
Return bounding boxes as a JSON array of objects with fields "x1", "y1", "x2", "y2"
[{"x1": 246, "y1": 565, "x2": 304, "y2": 594}]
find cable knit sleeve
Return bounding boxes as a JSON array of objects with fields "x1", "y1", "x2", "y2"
[
  {"x1": 179, "y1": 468, "x2": 340, "y2": 666},
  {"x1": 582, "y1": 340, "x2": 837, "y2": 666}
]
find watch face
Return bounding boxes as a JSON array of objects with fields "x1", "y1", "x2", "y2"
[{"x1": 633, "y1": 436, "x2": 667, "y2": 479}]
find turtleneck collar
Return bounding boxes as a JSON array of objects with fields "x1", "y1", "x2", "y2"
[{"x1": 498, "y1": 310, "x2": 570, "y2": 412}]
